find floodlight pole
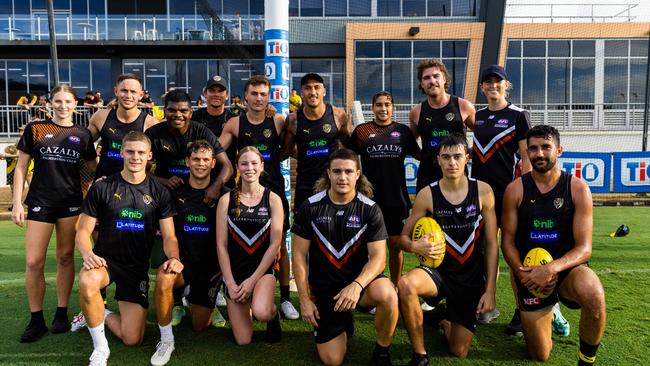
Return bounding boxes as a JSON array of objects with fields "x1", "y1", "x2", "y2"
[
  {"x1": 642, "y1": 31, "x2": 650, "y2": 151},
  {"x1": 47, "y1": 0, "x2": 59, "y2": 85}
]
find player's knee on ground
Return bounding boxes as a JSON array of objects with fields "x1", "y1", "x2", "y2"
[
  {"x1": 121, "y1": 332, "x2": 144, "y2": 347},
  {"x1": 527, "y1": 345, "x2": 551, "y2": 362},
  {"x1": 318, "y1": 347, "x2": 345, "y2": 366},
  {"x1": 449, "y1": 341, "x2": 470, "y2": 359},
  {"x1": 233, "y1": 331, "x2": 252, "y2": 346}
]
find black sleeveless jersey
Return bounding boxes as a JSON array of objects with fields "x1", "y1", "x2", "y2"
[
  {"x1": 471, "y1": 104, "x2": 530, "y2": 195},
  {"x1": 430, "y1": 178, "x2": 485, "y2": 286},
  {"x1": 515, "y1": 172, "x2": 576, "y2": 262},
  {"x1": 145, "y1": 121, "x2": 224, "y2": 179},
  {"x1": 348, "y1": 121, "x2": 420, "y2": 209},
  {"x1": 173, "y1": 182, "x2": 218, "y2": 276},
  {"x1": 291, "y1": 191, "x2": 387, "y2": 289},
  {"x1": 17, "y1": 119, "x2": 96, "y2": 207},
  {"x1": 295, "y1": 104, "x2": 339, "y2": 190},
  {"x1": 82, "y1": 174, "x2": 175, "y2": 272},
  {"x1": 192, "y1": 108, "x2": 237, "y2": 188},
  {"x1": 416, "y1": 97, "x2": 465, "y2": 190},
  {"x1": 237, "y1": 114, "x2": 283, "y2": 194},
  {"x1": 96, "y1": 109, "x2": 147, "y2": 179},
  {"x1": 226, "y1": 188, "x2": 274, "y2": 284}
]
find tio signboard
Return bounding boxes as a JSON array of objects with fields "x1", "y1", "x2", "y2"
[
  {"x1": 613, "y1": 152, "x2": 650, "y2": 193},
  {"x1": 559, "y1": 152, "x2": 611, "y2": 193}
]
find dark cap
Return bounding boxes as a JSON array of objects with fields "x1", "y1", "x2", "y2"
[
  {"x1": 480, "y1": 64, "x2": 508, "y2": 82},
  {"x1": 205, "y1": 75, "x2": 228, "y2": 90},
  {"x1": 301, "y1": 73, "x2": 324, "y2": 86}
]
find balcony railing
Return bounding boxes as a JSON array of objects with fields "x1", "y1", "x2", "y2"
[{"x1": 0, "y1": 14, "x2": 263, "y2": 42}]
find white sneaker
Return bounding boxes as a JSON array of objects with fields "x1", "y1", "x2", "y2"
[
  {"x1": 477, "y1": 308, "x2": 501, "y2": 325},
  {"x1": 280, "y1": 301, "x2": 299, "y2": 320},
  {"x1": 88, "y1": 348, "x2": 109, "y2": 366},
  {"x1": 421, "y1": 302, "x2": 435, "y2": 312},
  {"x1": 150, "y1": 341, "x2": 175, "y2": 366},
  {"x1": 71, "y1": 312, "x2": 87, "y2": 332},
  {"x1": 216, "y1": 291, "x2": 227, "y2": 307},
  {"x1": 369, "y1": 307, "x2": 377, "y2": 315}
]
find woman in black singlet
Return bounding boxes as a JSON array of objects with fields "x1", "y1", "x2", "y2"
[
  {"x1": 12, "y1": 85, "x2": 97, "y2": 342},
  {"x1": 216, "y1": 146, "x2": 283, "y2": 344}
]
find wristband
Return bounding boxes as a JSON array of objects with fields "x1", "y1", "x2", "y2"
[{"x1": 353, "y1": 280, "x2": 364, "y2": 290}]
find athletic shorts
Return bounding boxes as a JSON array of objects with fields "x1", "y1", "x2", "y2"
[
  {"x1": 378, "y1": 204, "x2": 409, "y2": 236},
  {"x1": 293, "y1": 186, "x2": 314, "y2": 215},
  {"x1": 27, "y1": 205, "x2": 81, "y2": 223},
  {"x1": 310, "y1": 274, "x2": 386, "y2": 344},
  {"x1": 105, "y1": 259, "x2": 150, "y2": 309},
  {"x1": 517, "y1": 264, "x2": 586, "y2": 312},
  {"x1": 419, "y1": 266, "x2": 485, "y2": 333},
  {"x1": 268, "y1": 185, "x2": 291, "y2": 231},
  {"x1": 223, "y1": 266, "x2": 278, "y2": 300},
  {"x1": 184, "y1": 269, "x2": 222, "y2": 309},
  {"x1": 493, "y1": 192, "x2": 504, "y2": 228}
]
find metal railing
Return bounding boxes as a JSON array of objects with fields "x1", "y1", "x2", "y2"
[
  {"x1": 359, "y1": 103, "x2": 648, "y2": 130},
  {"x1": 505, "y1": 2, "x2": 639, "y2": 23},
  {"x1": 0, "y1": 14, "x2": 263, "y2": 42}
]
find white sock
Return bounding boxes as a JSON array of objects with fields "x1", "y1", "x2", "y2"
[
  {"x1": 88, "y1": 322, "x2": 109, "y2": 351},
  {"x1": 159, "y1": 322, "x2": 174, "y2": 343},
  {"x1": 103, "y1": 309, "x2": 113, "y2": 321}
]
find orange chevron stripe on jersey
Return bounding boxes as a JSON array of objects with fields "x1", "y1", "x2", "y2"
[
  {"x1": 312, "y1": 221, "x2": 367, "y2": 270},
  {"x1": 472, "y1": 125, "x2": 516, "y2": 163},
  {"x1": 227, "y1": 217, "x2": 272, "y2": 255},
  {"x1": 443, "y1": 219, "x2": 484, "y2": 265}
]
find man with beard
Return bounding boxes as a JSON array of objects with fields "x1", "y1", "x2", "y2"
[{"x1": 502, "y1": 125, "x2": 606, "y2": 365}]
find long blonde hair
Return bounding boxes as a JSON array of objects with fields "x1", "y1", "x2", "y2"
[
  {"x1": 233, "y1": 146, "x2": 264, "y2": 218},
  {"x1": 313, "y1": 148, "x2": 374, "y2": 198}
]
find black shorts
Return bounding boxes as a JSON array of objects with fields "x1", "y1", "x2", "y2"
[
  {"x1": 378, "y1": 204, "x2": 409, "y2": 236},
  {"x1": 293, "y1": 186, "x2": 314, "y2": 215},
  {"x1": 223, "y1": 266, "x2": 278, "y2": 300},
  {"x1": 310, "y1": 275, "x2": 386, "y2": 344},
  {"x1": 184, "y1": 270, "x2": 221, "y2": 308},
  {"x1": 493, "y1": 192, "x2": 504, "y2": 229},
  {"x1": 27, "y1": 205, "x2": 81, "y2": 223},
  {"x1": 105, "y1": 259, "x2": 150, "y2": 309},
  {"x1": 269, "y1": 186, "x2": 291, "y2": 231},
  {"x1": 517, "y1": 264, "x2": 586, "y2": 312},
  {"x1": 419, "y1": 266, "x2": 484, "y2": 333}
]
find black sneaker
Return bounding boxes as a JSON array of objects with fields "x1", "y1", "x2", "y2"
[
  {"x1": 371, "y1": 350, "x2": 393, "y2": 366},
  {"x1": 407, "y1": 353, "x2": 429, "y2": 366},
  {"x1": 265, "y1": 313, "x2": 281, "y2": 343},
  {"x1": 20, "y1": 321, "x2": 48, "y2": 343},
  {"x1": 422, "y1": 302, "x2": 447, "y2": 328},
  {"x1": 505, "y1": 309, "x2": 523, "y2": 337},
  {"x1": 52, "y1": 313, "x2": 71, "y2": 334}
]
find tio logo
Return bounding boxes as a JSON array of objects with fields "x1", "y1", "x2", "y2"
[
  {"x1": 626, "y1": 161, "x2": 647, "y2": 182},
  {"x1": 266, "y1": 39, "x2": 289, "y2": 57},
  {"x1": 270, "y1": 85, "x2": 289, "y2": 102},
  {"x1": 561, "y1": 161, "x2": 600, "y2": 184}
]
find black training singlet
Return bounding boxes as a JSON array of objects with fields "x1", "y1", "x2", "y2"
[
  {"x1": 416, "y1": 97, "x2": 465, "y2": 191},
  {"x1": 295, "y1": 104, "x2": 339, "y2": 190},
  {"x1": 96, "y1": 109, "x2": 147, "y2": 179},
  {"x1": 226, "y1": 188, "x2": 274, "y2": 284},
  {"x1": 17, "y1": 119, "x2": 96, "y2": 207},
  {"x1": 173, "y1": 182, "x2": 218, "y2": 277},
  {"x1": 82, "y1": 174, "x2": 175, "y2": 272},
  {"x1": 192, "y1": 108, "x2": 237, "y2": 188},
  {"x1": 291, "y1": 191, "x2": 387, "y2": 290},
  {"x1": 237, "y1": 114, "x2": 283, "y2": 194},
  {"x1": 146, "y1": 121, "x2": 224, "y2": 179},
  {"x1": 471, "y1": 104, "x2": 530, "y2": 195},
  {"x1": 515, "y1": 172, "x2": 576, "y2": 262},
  {"x1": 348, "y1": 121, "x2": 420, "y2": 209},
  {"x1": 429, "y1": 178, "x2": 485, "y2": 286}
]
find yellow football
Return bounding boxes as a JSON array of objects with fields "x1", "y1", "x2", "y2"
[
  {"x1": 523, "y1": 247, "x2": 554, "y2": 298},
  {"x1": 412, "y1": 216, "x2": 445, "y2": 268}
]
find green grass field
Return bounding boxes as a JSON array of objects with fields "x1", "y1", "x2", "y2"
[{"x1": 0, "y1": 207, "x2": 649, "y2": 365}]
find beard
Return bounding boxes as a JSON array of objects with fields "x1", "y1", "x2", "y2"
[{"x1": 532, "y1": 157, "x2": 555, "y2": 173}]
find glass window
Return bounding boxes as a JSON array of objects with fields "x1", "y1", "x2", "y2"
[
  {"x1": 385, "y1": 60, "x2": 411, "y2": 104},
  {"x1": 507, "y1": 40, "x2": 521, "y2": 58},
  {"x1": 7, "y1": 61, "x2": 27, "y2": 105},
  {"x1": 428, "y1": 0, "x2": 451, "y2": 16},
  {"x1": 57, "y1": 60, "x2": 71, "y2": 85},
  {"x1": 441, "y1": 41, "x2": 468, "y2": 58},
  {"x1": 349, "y1": 0, "x2": 371, "y2": 16},
  {"x1": 572, "y1": 40, "x2": 595, "y2": 57},
  {"x1": 572, "y1": 59, "x2": 594, "y2": 104},
  {"x1": 445, "y1": 59, "x2": 466, "y2": 96},
  {"x1": 289, "y1": 0, "x2": 299, "y2": 16},
  {"x1": 522, "y1": 59, "x2": 545, "y2": 104},
  {"x1": 630, "y1": 59, "x2": 647, "y2": 105},
  {"x1": 605, "y1": 40, "x2": 628, "y2": 57},
  {"x1": 301, "y1": 0, "x2": 323, "y2": 16},
  {"x1": 403, "y1": 0, "x2": 426, "y2": 17},
  {"x1": 71, "y1": 0, "x2": 88, "y2": 15},
  {"x1": 0, "y1": 61, "x2": 5, "y2": 105},
  {"x1": 0, "y1": 2, "x2": 11, "y2": 14},
  {"x1": 332, "y1": 60, "x2": 344, "y2": 73},
  {"x1": 547, "y1": 40, "x2": 570, "y2": 58},
  {"x1": 523, "y1": 40, "x2": 545, "y2": 58},
  {"x1": 14, "y1": 0, "x2": 30, "y2": 14},
  {"x1": 69, "y1": 60, "x2": 91, "y2": 93},
  {"x1": 250, "y1": 0, "x2": 264, "y2": 15},
  {"x1": 356, "y1": 41, "x2": 382, "y2": 58},
  {"x1": 355, "y1": 60, "x2": 382, "y2": 103},
  {"x1": 28, "y1": 60, "x2": 50, "y2": 97},
  {"x1": 386, "y1": 41, "x2": 411, "y2": 58},
  {"x1": 603, "y1": 59, "x2": 627, "y2": 104},
  {"x1": 332, "y1": 73, "x2": 344, "y2": 107},
  {"x1": 169, "y1": 0, "x2": 191, "y2": 15},
  {"x1": 414, "y1": 41, "x2": 440, "y2": 58},
  {"x1": 223, "y1": 0, "x2": 248, "y2": 15},
  {"x1": 505, "y1": 59, "x2": 521, "y2": 104},
  {"x1": 630, "y1": 40, "x2": 648, "y2": 58},
  {"x1": 452, "y1": 0, "x2": 475, "y2": 16},
  {"x1": 91, "y1": 60, "x2": 111, "y2": 99},
  {"x1": 89, "y1": 0, "x2": 105, "y2": 15},
  {"x1": 32, "y1": 0, "x2": 48, "y2": 10},
  {"x1": 299, "y1": 60, "x2": 331, "y2": 72},
  {"x1": 188, "y1": 60, "x2": 208, "y2": 102},
  {"x1": 377, "y1": 0, "x2": 401, "y2": 16},
  {"x1": 325, "y1": 0, "x2": 347, "y2": 16},
  {"x1": 166, "y1": 60, "x2": 187, "y2": 90},
  {"x1": 547, "y1": 59, "x2": 569, "y2": 105},
  {"x1": 54, "y1": 0, "x2": 70, "y2": 10}
]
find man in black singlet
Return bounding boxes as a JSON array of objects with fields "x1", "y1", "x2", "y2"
[
  {"x1": 145, "y1": 90, "x2": 232, "y2": 204},
  {"x1": 409, "y1": 59, "x2": 475, "y2": 192},
  {"x1": 502, "y1": 125, "x2": 606, "y2": 365},
  {"x1": 292, "y1": 148, "x2": 398, "y2": 366},
  {"x1": 219, "y1": 75, "x2": 298, "y2": 320},
  {"x1": 282, "y1": 73, "x2": 351, "y2": 214},
  {"x1": 76, "y1": 131, "x2": 182, "y2": 366},
  {"x1": 397, "y1": 134, "x2": 498, "y2": 364}
]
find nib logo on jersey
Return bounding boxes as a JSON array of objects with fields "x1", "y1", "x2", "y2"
[
  {"x1": 168, "y1": 159, "x2": 190, "y2": 177},
  {"x1": 429, "y1": 130, "x2": 450, "y2": 148},
  {"x1": 254, "y1": 144, "x2": 272, "y2": 161},
  {"x1": 530, "y1": 218, "x2": 558, "y2": 243},
  {"x1": 106, "y1": 140, "x2": 123, "y2": 160},
  {"x1": 306, "y1": 138, "x2": 329, "y2": 157},
  {"x1": 116, "y1": 208, "x2": 145, "y2": 231},
  {"x1": 183, "y1": 214, "x2": 210, "y2": 234}
]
